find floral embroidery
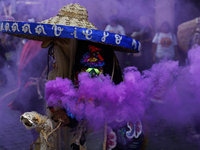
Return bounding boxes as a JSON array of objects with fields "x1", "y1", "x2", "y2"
[
  {"x1": 35, "y1": 25, "x2": 47, "y2": 35},
  {"x1": 0, "y1": 23, "x2": 4, "y2": 31},
  {"x1": 107, "y1": 126, "x2": 117, "y2": 150},
  {"x1": 5, "y1": 23, "x2": 11, "y2": 32},
  {"x1": 115, "y1": 34, "x2": 122, "y2": 45},
  {"x1": 22, "y1": 23, "x2": 32, "y2": 34},
  {"x1": 82, "y1": 29, "x2": 92, "y2": 40},
  {"x1": 52, "y1": 24, "x2": 63, "y2": 36},
  {"x1": 126, "y1": 121, "x2": 142, "y2": 139},
  {"x1": 101, "y1": 31, "x2": 109, "y2": 42},
  {"x1": 71, "y1": 27, "x2": 78, "y2": 38},
  {"x1": 11, "y1": 23, "x2": 20, "y2": 32}
]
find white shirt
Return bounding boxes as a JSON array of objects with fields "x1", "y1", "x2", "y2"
[
  {"x1": 104, "y1": 25, "x2": 126, "y2": 36},
  {"x1": 152, "y1": 32, "x2": 177, "y2": 58}
]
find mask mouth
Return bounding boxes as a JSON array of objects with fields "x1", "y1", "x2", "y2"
[
  {"x1": 24, "y1": 120, "x2": 32, "y2": 127},
  {"x1": 20, "y1": 116, "x2": 33, "y2": 127}
]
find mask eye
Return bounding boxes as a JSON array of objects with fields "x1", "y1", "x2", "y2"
[
  {"x1": 96, "y1": 51, "x2": 99, "y2": 55},
  {"x1": 20, "y1": 116, "x2": 24, "y2": 121},
  {"x1": 32, "y1": 117, "x2": 38, "y2": 123}
]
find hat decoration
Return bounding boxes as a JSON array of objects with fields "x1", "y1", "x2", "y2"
[{"x1": 0, "y1": 3, "x2": 140, "y2": 53}]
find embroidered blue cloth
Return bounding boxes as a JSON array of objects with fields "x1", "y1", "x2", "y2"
[{"x1": 0, "y1": 21, "x2": 141, "y2": 52}]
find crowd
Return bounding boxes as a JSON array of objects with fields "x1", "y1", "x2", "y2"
[{"x1": 104, "y1": 15, "x2": 182, "y2": 74}]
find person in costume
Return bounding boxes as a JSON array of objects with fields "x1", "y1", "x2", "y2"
[{"x1": 0, "y1": 3, "x2": 144, "y2": 150}]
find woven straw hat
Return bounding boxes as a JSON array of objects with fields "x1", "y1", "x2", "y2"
[
  {"x1": 177, "y1": 17, "x2": 200, "y2": 52},
  {"x1": 0, "y1": 3, "x2": 140, "y2": 53},
  {"x1": 42, "y1": 4, "x2": 97, "y2": 29}
]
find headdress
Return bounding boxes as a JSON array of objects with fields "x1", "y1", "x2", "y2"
[{"x1": 0, "y1": 3, "x2": 140, "y2": 53}]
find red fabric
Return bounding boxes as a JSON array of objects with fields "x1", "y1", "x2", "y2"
[
  {"x1": 89, "y1": 45, "x2": 101, "y2": 53},
  {"x1": 97, "y1": 53, "x2": 104, "y2": 61},
  {"x1": 18, "y1": 40, "x2": 42, "y2": 86},
  {"x1": 88, "y1": 45, "x2": 104, "y2": 61}
]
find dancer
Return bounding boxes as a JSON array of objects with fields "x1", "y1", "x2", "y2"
[{"x1": 0, "y1": 3, "x2": 143, "y2": 150}]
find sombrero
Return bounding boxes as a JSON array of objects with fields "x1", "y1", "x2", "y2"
[
  {"x1": 0, "y1": 3, "x2": 140, "y2": 53},
  {"x1": 177, "y1": 17, "x2": 200, "y2": 52}
]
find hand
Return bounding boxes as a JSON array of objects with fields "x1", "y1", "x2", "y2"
[{"x1": 51, "y1": 109, "x2": 70, "y2": 129}]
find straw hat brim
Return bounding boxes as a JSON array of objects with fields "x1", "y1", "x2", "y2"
[{"x1": 0, "y1": 21, "x2": 140, "y2": 53}]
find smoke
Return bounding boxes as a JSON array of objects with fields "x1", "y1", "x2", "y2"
[
  {"x1": 45, "y1": 45, "x2": 200, "y2": 134},
  {"x1": 0, "y1": 39, "x2": 48, "y2": 146},
  {"x1": 10, "y1": 0, "x2": 155, "y2": 35},
  {"x1": 45, "y1": 69, "x2": 146, "y2": 129}
]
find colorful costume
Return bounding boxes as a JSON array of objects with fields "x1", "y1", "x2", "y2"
[{"x1": 0, "y1": 3, "x2": 145, "y2": 150}]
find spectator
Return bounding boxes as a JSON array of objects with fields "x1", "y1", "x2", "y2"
[
  {"x1": 131, "y1": 16, "x2": 154, "y2": 72},
  {"x1": 152, "y1": 21, "x2": 178, "y2": 63},
  {"x1": 104, "y1": 15, "x2": 125, "y2": 35},
  {"x1": 104, "y1": 15, "x2": 126, "y2": 71}
]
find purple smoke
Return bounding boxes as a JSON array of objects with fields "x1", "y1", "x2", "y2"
[
  {"x1": 143, "y1": 46, "x2": 200, "y2": 126},
  {"x1": 45, "y1": 70, "x2": 146, "y2": 129},
  {"x1": 45, "y1": 46, "x2": 200, "y2": 130}
]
